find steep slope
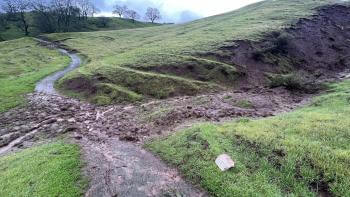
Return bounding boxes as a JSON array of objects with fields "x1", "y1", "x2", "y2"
[{"x1": 47, "y1": 0, "x2": 349, "y2": 104}]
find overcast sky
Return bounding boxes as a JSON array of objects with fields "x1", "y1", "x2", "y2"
[{"x1": 95, "y1": 0, "x2": 262, "y2": 23}]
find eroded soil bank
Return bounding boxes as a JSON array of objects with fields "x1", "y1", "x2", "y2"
[{"x1": 199, "y1": 5, "x2": 350, "y2": 89}]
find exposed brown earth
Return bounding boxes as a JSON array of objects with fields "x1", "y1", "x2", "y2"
[{"x1": 198, "y1": 5, "x2": 350, "y2": 89}]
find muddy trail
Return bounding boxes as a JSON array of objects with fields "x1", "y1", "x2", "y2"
[
  {"x1": 0, "y1": 84, "x2": 314, "y2": 196},
  {"x1": 0, "y1": 78, "x2": 325, "y2": 196}
]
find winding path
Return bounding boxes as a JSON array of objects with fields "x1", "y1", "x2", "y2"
[{"x1": 35, "y1": 39, "x2": 81, "y2": 94}]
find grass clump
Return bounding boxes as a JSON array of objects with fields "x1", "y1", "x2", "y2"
[
  {"x1": 235, "y1": 100, "x2": 254, "y2": 109},
  {"x1": 266, "y1": 72, "x2": 325, "y2": 93},
  {"x1": 0, "y1": 38, "x2": 69, "y2": 112},
  {"x1": 0, "y1": 142, "x2": 86, "y2": 197},
  {"x1": 148, "y1": 79, "x2": 350, "y2": 197},
  {"x1": 94, "y1": 83, "x2": 143, "y2": 105},
  {"x1": 268, "y1": 72, "x2": 306, "y2": 90}
]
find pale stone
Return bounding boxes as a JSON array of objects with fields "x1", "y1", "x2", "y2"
[
  {"x1": 215, "y1": 154, "x2": 235, "y2": 171},
  {"x1": 68, "y1": 118, "x2": 76, "y2": 123}
]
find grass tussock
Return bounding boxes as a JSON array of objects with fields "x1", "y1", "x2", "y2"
[
  {"x1": 267, "y1": 72, "x2": 326, "y2": 93},
  {"x1": 147, "y1": 80, "x2": 350, "y2": 197}
]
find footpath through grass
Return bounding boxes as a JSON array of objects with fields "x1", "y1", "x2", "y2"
[
  {"x1": 148, "y1": 80, "x2": 350, "y2": 197},
  {"x1": 0, "y1": 38, "x2": 69, "y2": 112},
  {"x1": 0, "y1": 142, "x2": 86, "y2": 197}
]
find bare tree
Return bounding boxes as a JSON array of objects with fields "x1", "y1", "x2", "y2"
[
  {"x1": 31, "y1": 0, "x2": 57, "y2": 33},
  {"x1": 125, "y1": 10, "x2": 140, "y2": 23},
  {"x1": 0, "y1": 9, "x2": 7, "y2": 41},
  {"x1": 2, "y1": 0, "x2": 31, "y2": 36},
  {"x1": 112, "y1": 4, "x2": 127, "y2": 18},
  {"x1": 51, "y1": 0, "x2": 81, "y2": 32},
  {"x1": 0, "y1": 7, "x2": 6, "y2": 30},
  {"x1": 76, "y1": 0, "x2": 97, "y2": 19},
  {"x1": 145, "y1": 7, "x2": 161, "y2": 23},
  {"x1": 89, "y1": 4, "x2": 99, "y2": 17}
]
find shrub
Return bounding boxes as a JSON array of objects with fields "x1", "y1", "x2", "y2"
[
  {"x1": 268, "y1": 72, "x2": 306, "y2": 90},
  {"x1": 267, "y1": 32, "x2": 292, "y2": 54},
  {"x1": 93, "y1": 95, "x2": 112, "y2": 105},
  {"x1": 252, "y1": 50, "x2": 265, "y2": 61}
]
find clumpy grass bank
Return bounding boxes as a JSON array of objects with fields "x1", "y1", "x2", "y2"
[
  {"x1": 148, "y1": 80, "x2": 350, "y2": 197},
  {"x1": 0, "y1": 38, "x2": 69, "y2": 112},
  {"x1": 0, "y1": 142, "x2": 86, "y2": 197}
]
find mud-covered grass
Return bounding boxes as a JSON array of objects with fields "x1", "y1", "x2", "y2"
[
  {"x1": 148, "y1": 80, "x2": 350, "y2": 197},
  {"x1": 46, "y1": 0, "x2": 345, "y2": 103},
  {"x1": 0, "y1": 142, "x2": 86, "y2": 197},
  {"x1": 0, "y1": 38, "x2": 69, "y2": 112}
]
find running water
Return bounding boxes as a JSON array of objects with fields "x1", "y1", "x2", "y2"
[
  {"x1": 0, "y1": 39, "x2": 82, "y2": 155},
  {"x1": 35, "y1": 41, "x2": 81, "y2": 94}
]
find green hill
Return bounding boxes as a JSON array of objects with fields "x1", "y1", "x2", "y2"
[
  {"x1": 46, "y1": 0, "x2": 346, "y2": 104},
  {"x1": 0, "y1": 17, "x2": 160, "y2": 41}
]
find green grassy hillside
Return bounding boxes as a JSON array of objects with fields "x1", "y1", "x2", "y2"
[
  {"x1": 0, "y1": 38, "x2": 69, "y2": 112},
  {"x1": 0, "y1": 17, "x2": 159, "y2": 41},
  {"x1": 46, "y1": 0, "x2": 344, "y2": 104}
]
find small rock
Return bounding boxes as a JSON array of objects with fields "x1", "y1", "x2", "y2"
[
  {"x1": 68, "y1": 118, "x2": 76, "y2": 123},
  {"x1": 63, "y1": 126, "x2": 79, "y2": 133},
  {"x1": 215, "y1": 154, "x2": 235, "y2": 171},
  {"x1": 57, "y1": 118, "x2": 65, "y2": 122},
  {"x1": 120, "y1": 135, "x2": 139, "y2": 142},
  {"x1": 13, "y1": 126, "x2": 21, "y2": 131},
  {"x1": 74, "y1": 135, "x2": 82, "y2": 140}
]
